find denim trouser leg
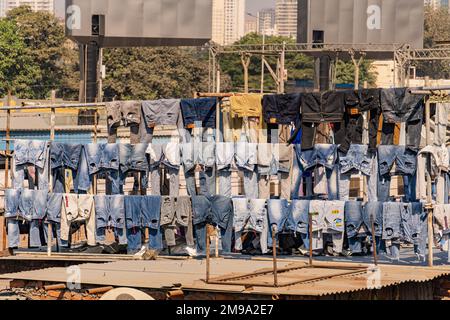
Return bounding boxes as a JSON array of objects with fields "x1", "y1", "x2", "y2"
[
  {"x1": 280, "y1": 172, "x2": 291, "y2": 200},
  {"x1": 105, "y1": 170, "x2": 121, "y2": 195},
  {"x1": 184, "y1": 168, "x2": 197, "y2": 196},
  {"x1": 148, "y1": 227, "x2": 163, "y2": 250},
  {"x1": 29, "y1": 220, "x2": 43, "y2": 248},
  {"x1": 218, "y1": 170, "x2": 232, "y2": 197},
  {"x1": 52, "y1": 169, "x2": 65, "y2": 194},
  {"x1": 115, "y1": 226, "x2": 128, "y2": 245},
  {"x1": 7, "y1": 219, "x2": 20, "y2": 248},
  {"x1": 199, "y1": 167, "x2": 216, "y2": 196},
  {"x1": 168, "y1": 167, "x2": 180, "y2": 197},
  {"x1": 37, "y1": 146, "x2": 50, "y2": 190},
  {"x1": 338, "y1": 172, "x2": 351, "y2": 201},
  {"x1": 126, "y1": 228, "x2": 142, "y2": 254},
  {"x1": 43, "y1": 222, "x2": 65, "y2": 249},
  {"x1": 258, "y1": 175, "x2": 270, "y2": 199},
  {"x1": 327, "y1": 166, "x2": 339, "y2": 200},
  {"x1": 219, "y1": 215, "x2": 234, "y2": 254},
  {"x1": 12, "y1": 160, "x2": 25, "y2": 189},
  {"x1": 194, "y1": 223, "x2": 207, "y2": 253},
  {"x1": 378, "y1": 175, "x2": 391, "y2": 202},
  {"x1": 150, "y1": 167, "x2": 161, "y2": 196},
  {"x1": 403, "y1": 174, "x2": 417, "y2": 202},
  {"x1": 243, "y1": 169, "x2": 258, "y2": 199},
  {"x1": 368, "y1": 155, "x2": 379, "y2": 202},
  {"x1": 290, "y1": 155, "x2": 303, "y2": 200}
]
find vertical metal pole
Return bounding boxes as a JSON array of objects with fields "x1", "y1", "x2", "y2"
[
  {"x1": 371, "y1": 216, "x2": 378, "y2": 266},
  {"x1": 241, "y1": 54, "x2": 250, "y2": 94},
  {"x1": 425, "y1": 99, "x2": 434, "y2": 267},
  {"x1": 97, "y1": 48, "x2": 103, "y2": 103},
  {"x1": 260, "y1": 33, "x2": 265, "y2": 94},
  {"x1": 272, "y1": 225, "x2": 278, "y2": 287},
  {"x1": 309, "y1": 213, "x2": 313, "y2": 266},
  {"x1": 206, "y1": 224, "x2": 211, "y2": 283},
  {"x1": 280, "y1": 42, "x2": 286, "y2": 94},
  {"x1": 4, "y1": 92, "x2": 12, "y2": 189},
  {"x1": 215, "y1": 69, "x2": 221, "y2": 258},
  {"x1": 48, "y1": 99, "x2": 56, "y2": 257}
]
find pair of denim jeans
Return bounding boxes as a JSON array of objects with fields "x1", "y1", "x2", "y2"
[
  {"x1": 338, "y1": 144, "x2": 378, "y2": 201},
  {"x1": 300, "y1": 144, "x2": 339, "y2": 200},
  {"x1": 119, "y1": 143, "x2": 149, "y2": 193},
  {"x1": 235, "y1": 141, "x2": 258, "y2": 199},
  {"x1": 191, "y1": 195, "x2": 233, "y2": 254},
  {"x1": 160, "y1": 196, "x2": 194, "y2": 248},
  {"x1": 94, "y1": 195, "x2": 126, "y2": 246},
  {"x1": 232, "y1": 198, "x2": 268, "y2": 254},
  {"x1": 380, "y1": 88, "x2": 425, "y2": 152},
  {"x1": 378, "y1": 146, "x2": 418, "y2": 202},
  {"x1": 82, "y1": 143, "x2": 121, "y2": 194},
  {"x1": 180, "y1": 98, "x2": 217, "y2": 129},
  {"x1": 6, "y1": 188, "x2": 47, "y2": 248},
  {"x1": 13, "y1": 140, "x2": 49, "y2": 190},
  {"x1": 216, "y1": 142, "x2": 235, "y2": 197},
  {"x1": 50, "y1": 143, "x2": 84, "y2": 193},
  {"x1": 124, "y1": 195, "x2": 162, "y2": 253}
]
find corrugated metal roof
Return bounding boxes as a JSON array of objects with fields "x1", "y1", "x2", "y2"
[{"x1": 0, "y1": 258, "x2": 448, "y2": 297}]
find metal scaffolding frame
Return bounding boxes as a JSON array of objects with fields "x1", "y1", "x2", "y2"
[{"x1": 209, "y1": 42, "x2": 450, "y2": 93}]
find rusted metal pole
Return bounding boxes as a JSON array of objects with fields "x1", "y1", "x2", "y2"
[
  {"x1": 309, "y1": 212, "x2": 313, "y2": 266},
  {"x1": 371, "y1": 216, "x2": 378, "y2": 266},
  {"x1": 426, "y1": 99, "x2": 434, "y2": 267},
  {"x1": 48, "y1": 101, "x2": 56, "y2": 257},
  {"x1": 272, "y1": 225, "x2": 278, "y2": 287},
  {"x1": 241, "y1": 54, "x2": 251, "y2": 94},
  {"x1": 206, "y1": 224, "x2": 211, "y2": 283},
  {"x1": 4, "y1": 92, "x2": 12, "y2": 189}
]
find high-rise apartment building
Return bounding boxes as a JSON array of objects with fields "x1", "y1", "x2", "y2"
[
  {"x1": 257, "y1": 8, "x2": 276, "y2": 36},
  {"x1": 244, "y1": 13, "x2": 257, "y2": 35},
  {"x1": 212, "y1": 0, "x2": 246, "y2": 45},
  {"x1": 0, "y1": 0, "x2": 6, "y2": 17},
  {"x1": 275, "y1": 0, "x2": 298, "y2": 39},
  {"x1": 2, "y1": 0, "x2": 54, "y2": 16},
  {"x1": 425, "y1": 0, "x2": 449, "y2": 8}
]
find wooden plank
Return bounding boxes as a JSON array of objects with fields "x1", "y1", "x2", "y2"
[{"x1": 0, "y1": 216, "x2": 7, "y2": 253}]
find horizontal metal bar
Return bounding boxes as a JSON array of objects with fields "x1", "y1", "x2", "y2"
[{"x1": 0, "y1": 103, "x2": 106, "y2": 111}]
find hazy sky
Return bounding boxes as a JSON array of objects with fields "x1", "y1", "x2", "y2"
[{"x1": 55, "y1": 0, "x2": 276, "y2": 17}]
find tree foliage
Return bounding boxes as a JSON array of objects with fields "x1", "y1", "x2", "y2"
[
  {"x1": 103, "y1": 47, "x2": 210, "y2": 100},
  {"x1": 5, "y1": 6, "x2": 79, "y2": 99},
  {"x1": 416, "y1": 5, "x2": 450, "y2": 79},
  {"x1": 0, "y1": 18, "x2": 38, "y2": 97}
]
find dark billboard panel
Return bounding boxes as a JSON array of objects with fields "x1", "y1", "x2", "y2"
[
  {"x1": 298, "y1": 0, "x2": 424, "y2": 50},
  {"x1": 65, "y1": 0, "x2": 212, "y2": 47}
]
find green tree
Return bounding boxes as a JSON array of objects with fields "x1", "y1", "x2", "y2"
[
  {"x1": 103, "y1": 47, "x2": 210, "y2": 100},
  {"x1": 335, "y1": 60, "x2": 377, "y2": 87},
  {"x1": 6, "y1": 6, "x2": 79, "y2": 99},
  {"x1": 416, "y1": 5, "x2": 450, "y2": 79},
  {"x1": 0, "y1": 18, "x2": 38, "y2": 98}
]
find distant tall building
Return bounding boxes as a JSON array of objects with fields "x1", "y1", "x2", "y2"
[
  {"x1": 0, "y1": 0, "x2": 6, "y2": 17},
  {"x1": 276, "y1": 0, "x2": 298, "y2": 39},
  {"x1": 2, "y1": 0, "x2": 54, "y2": 16},
  {"x1": 244, "y1": 13, "x2": 257, "y2": 35},
  {"x1": 425, "y1": 0, "x2": 449, "y2": 8},
  {"x1": 212, "y1": 0, "x2": 246, "y2": 45},
  {"x1": 257, "y1": 8, "x2": 276, "y2": 36}
]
